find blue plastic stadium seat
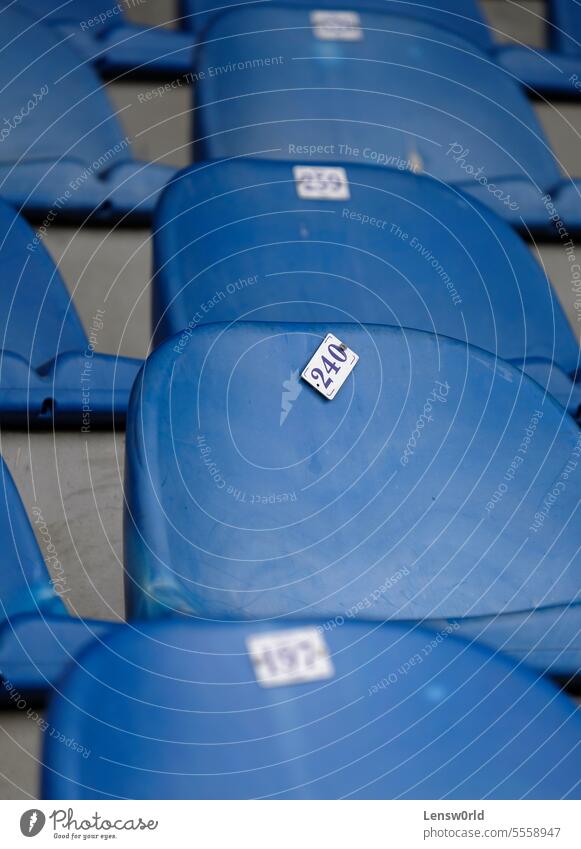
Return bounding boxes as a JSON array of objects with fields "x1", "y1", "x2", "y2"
[
  {"x1": 548, "y1": 0, "x2": 581, "y2": 57},
  {"x1": 493, "y1": 0, "x2": 581, "y2": 97},
  {"x1": 0, "y1": 454, "x2": 114, "y2": 697},
  {"x1": 192, "y1": 8, "x2": 581, "y2": 233},
  {"x1": 181, "y1": 0, "x2": 581, "y2": 97},
  {"x1": 0, "y1": 198, "x2": 140, "y2": 425},
  {"x1": 42, "y1": 618, "x2": 581, "y2": 799},
  {"x1": 180, "y1": 0, "x2": 493, "y2": 49},
  {"x1": 0, "y1": 614, "x2": 115, "y2": 698},
  {"x1": 494, "y1": 43, "x2": 581, "y2": 98},
  {"x1": 0, "y1": 8, "x2": 176, "y2": 222},
  {"x1": 0, "y1": 456, "x2": 65, "y2": 624},
  {"x1": 153, "y1": 159, "x2": 581, "y2": 418},
  {"x1": 437, "y1": 606, "x2": 581, "y2": 682},
  {"x1": 1, "y1": 0, "x2": 194, "y2": 77},
  {"x1": 124, "y1": 322, "x2": 581, "y2": 679}
]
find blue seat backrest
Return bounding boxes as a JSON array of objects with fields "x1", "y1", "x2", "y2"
[
  {"x1": 124, "y1": 322, "x2": 581, "y2": 622},
  {"x1": 0, "y1": 455, "x2": 66, "y2": 623},
  {"x1": 0, "y1": 197, "x2": 143, "y2": 426},
  {"x1": 548, "y1": 0, "x2": 581, "y2": 56},
  {"x1": 0, "y1": 199, "x2": 86, "y2": 369},
  {"x1": 153, "y1": 160, "x2": 579, "y2": 379},
  {"x1": 0, "y1": 8, "x2": 130, "y2": 173},
  {"x1": 194, "y1": 8, "x2": 560, "y2": 192},
  {"x1": 43, "y1": 618, "x2": 581, "y2": 799},
  {"x1": 3, "y1": 0, "x2": 125, "y2": 33},
  {"x1": 182, "y1": 0, "x2": 494, "y2": 50}
]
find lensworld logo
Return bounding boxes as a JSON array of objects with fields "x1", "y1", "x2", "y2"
[{"x1": 20, "y1": 810, "x2": 46, "y2": 837}]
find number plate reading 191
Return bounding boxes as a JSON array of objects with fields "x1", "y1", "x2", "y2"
[
  {"x1": 293, "y1": 165, "x2": 350, "y2": 201},
  {"x1": 311, "y1": 10, "x2": 363, "y2": 41},
  {"x1": 302, "y1": 333, "x2": 359, "y2": 399},
  {"x1": 247, "y1": 628, "x2": 335, "y2": 688}
]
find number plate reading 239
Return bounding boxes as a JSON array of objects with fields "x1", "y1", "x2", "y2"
[{"x1": 301, "y1": 333, "x2": 359, "y2": 399}]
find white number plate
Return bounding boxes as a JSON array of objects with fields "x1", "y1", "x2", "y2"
[
  {"x1": 311, "y1": 10, "x2": 363, "y2": 41},
  {"x1": 302, "y1": 333, "x2": 359, "y2": 399},
  {"x1": 247, "y1": 628, "x2": 334, "y2": 688},
  {"x1": 293, "y1": 165, "x2": 350, "y2": 200}
]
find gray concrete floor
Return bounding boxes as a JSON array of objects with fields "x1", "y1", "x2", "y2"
[{"x1": 1, "y1": 0, "x2": 581, "y2": 800}]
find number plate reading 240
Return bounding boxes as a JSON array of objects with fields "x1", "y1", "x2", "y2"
[
  {"x1": 301, "y1": 333, "x2": 359, "y2": 399},
  {"x1": 247, "y1": 628, "x2": 335, "y2": 688}
]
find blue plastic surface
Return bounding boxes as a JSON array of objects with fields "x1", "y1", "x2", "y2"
[
  {"x1": 192, "y1": 7, "x2": 581, "y2": 231},
  {"x1": 0, "y1": 438, "x2": 118, "y2": 695},
  {"x1": 0, "y1": 440, "x2": 118, "y2": 695},
  {"x1": 490, "y1": 2, "x2": 581, "y2": 97},
  {"x1": 548, "y1": 0, "x2": 581, "y2": 56},
  {"x1": 1, "y1": 0, "x2": 194, "y2": 76},
  {"x1": 0, "y1": 199, "x2": 141, "y2": 425},
  {"x1": 42, "y1": 618, "x2": 581, "y2": 799},
  {"x1": 0, "y1": 456, "x2": 65, "y2": 627},
  {"x1": 124, "y1": 322, "x2": 581, "y2": 677},
  {"x1": 551, "y1": 180, "x2": 581, "y2": 229},
  {"x1": 0, "y1": 615, "x2": 117, "y2": 698},
  {"x1": 0, "y1": 453, "x2": 118, "y2": 694},
  {"x1": 182, "y1": 0, "x2": 581, "y2": 99},
  {"x1": 181, "y1": 0, "x2": 493, "y2": 49},
  {"x1": 495, "y1": 44, "x2": 581, "y2": 98},
  {"x1": 439, "y1": 605, "x2": 581, "y2": 682},
  {"x1": 0, "y1": 8, "x2": 175, "y2": 221},
  {"x1": 153, "y1": 159, "x2": 581, "y2": 416}
]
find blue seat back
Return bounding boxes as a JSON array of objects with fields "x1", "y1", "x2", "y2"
[
  {"x1": 0, "y1": 8, "x2": 129, "y2": 174},
  {"x1": 548, "y1": 0, "x2": 581, "y2": 56},
  {"x1": 0, "y1": 200, "x2": 86, "y2": 369},
  {"x1": 124, "y1": 322, "x2": 581, "y2": 622},
  {"x1": 181, "y1": 0, "x2": 494, "y2": 49},
  {"x1": 0, "y1": 7, "x2": 178, "y2": 220},
  {"x1": 0, "y1": 0, "x2": 196, "y2": 79},
  {"x1": 3, "y1": 0, "x2": 124, "y2": 33},
  {"x1": 43, "y1": 618, "x2": 581, "y2": 799},
  {"x1": 153, "y1": 160, "x2": 580, "y2": 386},
  {"x1": 0, "y1": 456, "x2": 65, "y2": 623},
  {"x1": 0, "y1": 198, "x2": 142, "y2": 425},
  {"x1": 193, "y1": 7, "x2": 560, "y2": 196}
]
